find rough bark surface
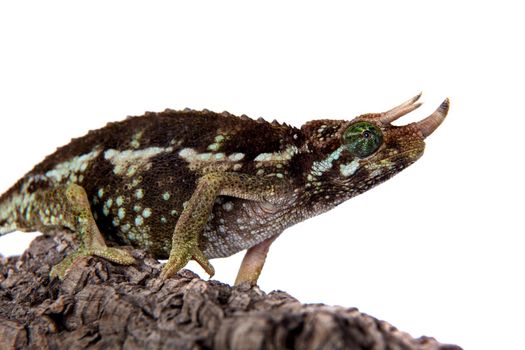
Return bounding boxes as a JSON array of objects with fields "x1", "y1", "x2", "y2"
[{"x1": 0, "y1": 233, "x2": 462, "y2": 350}]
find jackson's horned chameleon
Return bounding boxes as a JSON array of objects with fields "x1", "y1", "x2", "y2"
[{"x1": 0, "y1": 94, "x2": 449, "y2": 284}]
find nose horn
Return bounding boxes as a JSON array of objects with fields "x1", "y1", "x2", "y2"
[{"x1": 416, "y1": 98, "x2": 450, "y2": 138}]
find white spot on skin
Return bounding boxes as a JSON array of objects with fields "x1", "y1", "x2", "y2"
[
  {"x1": 254, "y1": 153, "x2": 271, "y2": 161},
  {"x1": 98, "y1": 188, "x2": 104, "y2": 198},
  {"x1": 106, "y1": 199, "x2": 113, "y2": 208},
  {"x1": 198, "y1": 153, "x2": 213, "y2": 161},
  {"x1": 130, "y1": 131, "x2": 143, "y2": 149},
  {"x1": 45, "y1": 149, "x2": 101, "y2": 182},
  {"x1": 162, "y1": 192, "x2": 170, "y2": 201},
  {"x1": 135, "y1": 189, "x2": 144, "y2": 199},
  {"x1": 229, "y1": 153, "x2": 245, "y2": 161},
  {"x1": 133, "y1": 204, "x2": 142, "y2": 212},
  {"x1": 126, "y1": 165, "x2": 138, "y2": 177},
  {"x1": 121, "y1": 224, "x2": 130, "y2": 232},
  {"x1": 118, "y1": 208, "x2": 126, "y2": 220},
  {"x1": 369, "y1": 168, "x2": 384, "y2": 178},
  {"x1": 160, "y1": 216, "x2": 167, "y2": 223},
  {"x1": 207, "y1": 134, "x2": 226, "y2": 151},
  {"x1": 254, "y1": 145, "x2": 298, "y2": 162},
  {"x1": 222, "y1": 202, "x2": 234, "y2": 211},
  {"x1": 179, "y1": 148, "x2": 245, "y2": 171},
  {"x1": 135, "y1": 216, "x2": 144, "y2": 226},
  {"x1": 142, "y1": 208, "x2": 152, "y2": 218},
  {"x1": 340, "y1": 159, "x2": 360, "y2": 177},
  {"x1": 179, "y1": 148, "x2": 196, "y2": 159},
  {"x1": 104, "y1": 146, "x2": 172, "y2": 176},
  {"x1": 310, "y1": 146, "x2": 346, "y2": 177},
  {"x1": 131, "y1": 177, "x2": 141, "y2": 187},
  {"x1": 116, "y1": 196, "x2": 124, "y2": 206}
]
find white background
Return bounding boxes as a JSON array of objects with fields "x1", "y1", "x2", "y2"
[{"x1": 1, "y1": 2, "x2": 523, "y2": 349}]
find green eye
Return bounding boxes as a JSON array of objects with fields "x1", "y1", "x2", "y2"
[{"x1": 342, "y1": 121, "x2": 383, "y2": 158}]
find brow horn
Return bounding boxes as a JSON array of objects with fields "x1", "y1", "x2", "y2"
[
  {"x1": 377, "y1": 92, "x2": 422, "y2": 124},
  {"x1": 415, "y1": 98, "x2": 450, "y2": 138}
]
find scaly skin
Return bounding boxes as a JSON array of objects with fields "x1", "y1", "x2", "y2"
[{"x1": 0, "y1": 94, "x2": 449, "y2": 284}]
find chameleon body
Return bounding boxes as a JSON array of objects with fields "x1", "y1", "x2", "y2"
[{"x1": 0, "y1": 94, "x2": 449, "y2": 284}]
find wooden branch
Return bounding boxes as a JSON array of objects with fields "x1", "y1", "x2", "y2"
[{"x1": 0, "y1": 233, "x2": 462, "y2": 350}]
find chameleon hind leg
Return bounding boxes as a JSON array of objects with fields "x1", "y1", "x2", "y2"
[
  {"x1": 235, "y1": 234, "x2": 279, "y2": 286},
  {"x1": 25, "y1": 183, "x2": 135, "y2": 279}
]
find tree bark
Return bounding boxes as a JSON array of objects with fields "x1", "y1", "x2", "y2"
[{"x1": 0, "y1": 233, "x2": 462, "y2": 350}]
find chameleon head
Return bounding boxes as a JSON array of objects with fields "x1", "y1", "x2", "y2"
[{"x1": 304, "y1": 93, "x2": 449, "y2": 198}]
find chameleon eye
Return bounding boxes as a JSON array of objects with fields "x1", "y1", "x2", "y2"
[{"x1": 342, "y1": 121, "x2": 383, "y2": 158}]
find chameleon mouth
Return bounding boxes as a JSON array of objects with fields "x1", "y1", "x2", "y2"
[{"x1": 377, "y1": 93, "x2": 450, "y2": 139}]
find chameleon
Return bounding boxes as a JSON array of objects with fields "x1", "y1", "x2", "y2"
[{"x1": 0, "y1": 93, "x2": 449, "y2": 285}]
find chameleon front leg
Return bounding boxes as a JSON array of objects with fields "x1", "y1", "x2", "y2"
[
  {"x1": 160, "y1": 172, "x2": 282, "y2": 280},
  {"x1": 235, "y1": 234, "x2": 280, "y2": 286},
  {"x1": 24, "y1": 183, "x2": 135, "y2": 279}
]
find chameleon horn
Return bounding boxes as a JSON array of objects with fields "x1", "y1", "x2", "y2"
[
  {"x1": 415, "y1": 98, "x2": 450, "y2": 138},
  {"x1": 378, "y1": 92, "x2": 423, "y2": 124}
]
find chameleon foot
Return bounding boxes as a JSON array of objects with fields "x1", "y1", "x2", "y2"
[
  {"x1": 50, "y1": 245, "x2": 135, "y2": 279},
  {"x1": 160, "y1": 242, "x2": 215, "y2": 279}
]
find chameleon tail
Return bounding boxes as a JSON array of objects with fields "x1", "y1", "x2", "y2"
[
  {"x1": 0, "y1": 210, "x2": 17, "y2": 236},
  {"x1": 0, "y1": 181, "x2": 24, "y2": 236}
]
